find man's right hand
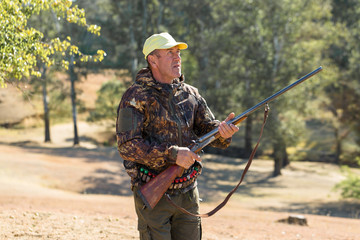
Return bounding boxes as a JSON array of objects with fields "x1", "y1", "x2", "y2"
[{"x1": 176, "y1": 147, "x2": 201, "y2": 169}]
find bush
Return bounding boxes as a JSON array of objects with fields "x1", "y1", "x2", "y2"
[
  {"x1": 87, "y1": 80, "x2": 126, "y2": 122},
  {"x1": 334, "y1": 164, "x2": 360, "y2": 199}
]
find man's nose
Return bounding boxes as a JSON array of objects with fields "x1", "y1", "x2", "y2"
[{"x1": 174, "y1": 52, "x2": 181, "y2": 60}]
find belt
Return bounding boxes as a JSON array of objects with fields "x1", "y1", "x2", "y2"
[{"x1": 138, "y1": 164, "x2": 202, "y2": 190}]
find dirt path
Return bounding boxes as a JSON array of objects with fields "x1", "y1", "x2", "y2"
[{"x1": 0, "y1": 123, "x2": 360, "y2": 239}]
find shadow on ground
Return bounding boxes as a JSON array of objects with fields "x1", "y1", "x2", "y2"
[
  {"x1": 81, "y1": 168, "x2": 133, "y2": 196},
  {"x1": 1, "y1": 141, "x2": 132, "y2": 196},
  {"x1": 257, "y1": 200, "x2": 360, "y2": 219}
]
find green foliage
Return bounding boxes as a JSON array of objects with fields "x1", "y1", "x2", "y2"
[
  {"x1": 334, "y1": 164, "x2": 360, "y2": 199},
  {"x1": 199, "y1": 0, "x2": 337, "y2": 154},
  {"x1": 318, "y1": 0, "x2": 360, "y2": 163},
  {"x1": 83, "y1": 0, "x2": 360, "y2": 161},
  {"x1": 0, "y1": 0, "x2": 106, "y2": 87},
  {"x1": 87, "y1": 80, "x2": 127, "y2": 122}
]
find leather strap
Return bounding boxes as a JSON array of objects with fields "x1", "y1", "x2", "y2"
[{"x1": 165, "y1": 104, "x2": 270, "y2": 218}]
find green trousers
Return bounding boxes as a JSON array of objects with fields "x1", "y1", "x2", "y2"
[{"x1": 133, "y1": 186, "x2": 202, "y2": 240}]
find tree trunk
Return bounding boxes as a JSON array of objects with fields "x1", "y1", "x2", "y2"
[
  {"x1": 335, "y1": 128, "x2": 352, "y2": 164},
  {"x1": 196, "y1": 21, "x2": 209, "y2": 93},
  {"x1": 272, "y1": 130, "x2": 289, "y2": 176},
  {"x1": 128, "y1": 0, "x2": 138, "y2": 79},
  {"x1": 270, "y1": 31, "x2": 286, "y2": 176},
  {"x1": 282, "y1": 147, "x2": 289, "y2": 167},
  {"x1": 157, "y1": 0, "x2": 164, "y2": 31},
  {"x1": 142, "y1": 0, "x2": 147, "y2": 40},
  {"x1": 273, "y1": 142, "x2": 283, "y2": 177},
  {"x1": 334, "y1": 127, "x2": 342, "y2": 164},
  {"x1": 41, "y1": 65, "x2": 51, "y2": 142},
  {"x1": 69, "y1": 55, "x2": 79, "y2": 146},
  {"x1": 273, "y1": 133, "x2": 288, "y2": 176},
  {"x1": 270, "y1": 109, "x2": 288, "y2": 176}
]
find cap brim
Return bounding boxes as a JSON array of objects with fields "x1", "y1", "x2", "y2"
[
  {"x1": 144, "y1": 42, "x2": 188, "y2": 59},
  {"x1": 158, "y1": 42, "x2": 188, "y2": 50}
]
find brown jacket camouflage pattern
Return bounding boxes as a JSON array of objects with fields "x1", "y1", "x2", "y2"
[{"x1": 116, "y1": 68, "x2": 231, "y2": 184}]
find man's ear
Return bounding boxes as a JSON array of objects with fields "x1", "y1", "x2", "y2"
[{"x1": 147, "y1": 55, "x2": 157, "y2": 68}]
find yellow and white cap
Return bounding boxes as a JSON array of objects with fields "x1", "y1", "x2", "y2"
[{"x1": 143, "y1": 32, "x2": 188, "y2": 59}]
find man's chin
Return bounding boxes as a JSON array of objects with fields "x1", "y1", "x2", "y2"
[{"x1": 173, "y1": 69, "x2": 181, "y2": 78}]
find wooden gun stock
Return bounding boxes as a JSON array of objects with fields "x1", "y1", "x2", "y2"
[
  {"x1": 139, "y1": 66, "x2": 323, "y2": 210},
  {"x1": 138, "y1": 165, "x2": 184, "y2": 209}
]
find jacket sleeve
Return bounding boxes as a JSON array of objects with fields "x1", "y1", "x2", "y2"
[
  {"x1": 116, "y1": 86, "x2": 177, "y2": 170},
  {"x1": 193, "y1": 94, "x2": 232, "y2": 149}
]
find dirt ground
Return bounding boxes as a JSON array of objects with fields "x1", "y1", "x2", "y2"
[{"x1": 0, "y1": 122, "x2": 360, "y2": 240}]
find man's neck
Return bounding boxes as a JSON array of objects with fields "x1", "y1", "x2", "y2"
[{"x1": 152, "y1": 71, "x2": 173, "y2": 84}]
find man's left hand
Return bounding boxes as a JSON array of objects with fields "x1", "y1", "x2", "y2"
[{"x1": 219, "y1": 112, "x2": 239, "y2": 139}]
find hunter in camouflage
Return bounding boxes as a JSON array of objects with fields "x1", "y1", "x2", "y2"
[{"x1": 116, "y1": 32, "x2": 239, "y2": 240}]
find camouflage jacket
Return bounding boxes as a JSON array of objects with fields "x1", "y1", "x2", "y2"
[{"x1": 116, "y1": 68, "x2": 231, "y2": 183}]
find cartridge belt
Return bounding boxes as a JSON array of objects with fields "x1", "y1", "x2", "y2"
[{"x1": 138, "y1": 163, "x2": 202, "y2": 190}]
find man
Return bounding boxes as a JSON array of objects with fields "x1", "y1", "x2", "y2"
[{"x1": 116, "y1": 32, "x2": 238, "y2": 240}]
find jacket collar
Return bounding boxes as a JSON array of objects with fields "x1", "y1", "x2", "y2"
[{"x1": 135, "y1": 68, "x2": 184, "y2": 92}]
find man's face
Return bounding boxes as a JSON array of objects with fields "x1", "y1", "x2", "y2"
[{"x1": 153, "y1": 46, "x2": 182, "y2": 83}]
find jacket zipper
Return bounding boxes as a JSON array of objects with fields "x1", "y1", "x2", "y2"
[{"x1": 168, "y1": 89, "x2": 183, "y2": 147}]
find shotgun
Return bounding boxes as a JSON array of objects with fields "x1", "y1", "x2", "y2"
[{"x1": 138, "y1": 66, "x2": 323, "y2": 210}]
